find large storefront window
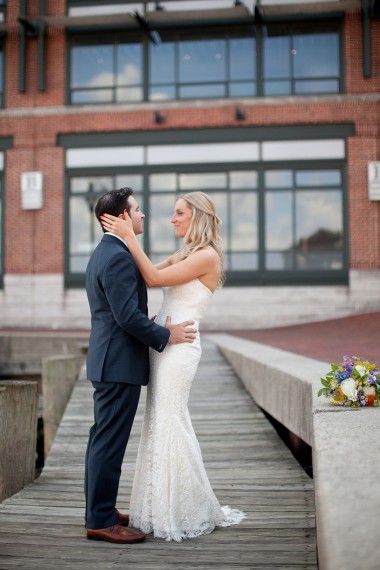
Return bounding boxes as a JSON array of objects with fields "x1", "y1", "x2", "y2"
[
  {"x1": 68, "y1": 22, "x2": 341, "y2": 104},
  {"x1": 62, "y1": 128, "x2": 349, "y2": 287}
]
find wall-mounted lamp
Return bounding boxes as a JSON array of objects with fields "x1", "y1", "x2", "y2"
[
  {"x1": 154, "y1": 111, "x2": 165, "y2": 125},
  {"x1": 235, "y1": 107, "x2": 246, "y2": 121}
]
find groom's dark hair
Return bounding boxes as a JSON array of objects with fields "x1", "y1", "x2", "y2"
[{"x1": 95, "y1": 187, "x2": 134, "y2": 233}]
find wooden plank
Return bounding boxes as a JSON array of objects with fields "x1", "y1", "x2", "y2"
[{"x1": 0, "y1": 338, "x2": 317, "y2": 569}]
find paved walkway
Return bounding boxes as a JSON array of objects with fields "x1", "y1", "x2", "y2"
[
  {"x1": 229, "y1": 311, "x2": 380, "y2": 365},
  {"x1": 0, "y1": 339, "x2": 316, "y2": 569}
]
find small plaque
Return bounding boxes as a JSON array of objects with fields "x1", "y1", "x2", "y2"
[
  {"x1": 21, "y1": 172, "x2": 43, "y2": 210},
  {"x1": 368, "y1": 162, "x2": 380, "y2": 201}
]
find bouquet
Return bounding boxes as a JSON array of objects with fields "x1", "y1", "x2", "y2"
[{"x1": 318, "y1": 356, "x2": 380, "y2": 407}]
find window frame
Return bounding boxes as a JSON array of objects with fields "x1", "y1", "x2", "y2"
[
  {"x1": 66, "y1": 17, "x2": 344, "y2": 105},
  {"x1": 61, "y1": 126, "x2": 351, "y2": 288}
]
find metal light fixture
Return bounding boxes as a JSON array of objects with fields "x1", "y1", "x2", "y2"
[
  {"x1": 154, "y1": 111, "x2": 165, "y2": 124},
  {"x1": 235, "y1": 107, "x2": 246, "y2": 121}
]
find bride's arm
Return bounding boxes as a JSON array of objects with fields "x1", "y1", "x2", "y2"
[
  {"x1": 155, "y1": 256, "x2": 174, "y2": 270},
  {"x1": 100, "y1": 213, "x2": 213, "y2": 287}
]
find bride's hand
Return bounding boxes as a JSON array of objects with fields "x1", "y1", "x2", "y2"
[{"x1": 100, "y1": 211, "x2": 134, "y2": 240}]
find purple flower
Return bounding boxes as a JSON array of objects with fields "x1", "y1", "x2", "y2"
[{"x1": 343, "y1": 356, "x2": 350, "y2": 361}]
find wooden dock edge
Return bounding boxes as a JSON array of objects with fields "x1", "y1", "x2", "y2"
[{"x1": 207, "y1": 333, "x2": 380, "y2": 570}]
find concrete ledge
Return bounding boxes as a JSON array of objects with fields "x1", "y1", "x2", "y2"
[{"x1": 207, "y1": 334, "x2": 380, "y2": 570}]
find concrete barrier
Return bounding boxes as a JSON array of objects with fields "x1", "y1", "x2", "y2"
[
  {"x1": 42, "y1": 355, "x2": 78, "y2": 459},
  {"x1": 0, "y1": 381, "x2": 39, "y2": 502},
  {"x1": 208, "y1": 334, "x2": 380, "y2": 570}
]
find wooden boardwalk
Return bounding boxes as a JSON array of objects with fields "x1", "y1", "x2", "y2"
[{"x1": 0, "y1": 338, "x2": 317, "y2": 569}]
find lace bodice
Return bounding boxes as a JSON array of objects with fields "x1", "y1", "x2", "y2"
[{"x1": 154, "y1": 279, "x2": 213, "y2": 328}]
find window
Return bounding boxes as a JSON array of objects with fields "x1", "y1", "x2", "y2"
[
  {"x1": 150, "y1": 34, "x2": 256, "y2": 101},
  {"x1": 68, "y1": 20, "x2": 341, "y2": 104},
  {"x1": 265, "y1": 169, "x2": 344, "y2": 270},
  {"x1": 70, "y1": 38, "x2": 143, "y2": 104},
  {"x1": 62, "y1": 129, "x2": 349, "y2": 287},
  {"x1": 264, "y1": 31, "x2": 340, "y2": 95},
  {"x1": 68, "y1": 174, "x2": 143, "y2": 274},
  {"x1": 0, "y1": 0, "x2": 5, "y2": 23},
  {"x1": 0, "y1": 43, "x2": 4, "y2": 107},
  {"x1": 148, "y1": 170, "x2": 258, "y2": 270}
]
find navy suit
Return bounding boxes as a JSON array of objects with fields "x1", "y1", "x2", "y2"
[{"x1": 84, "y1": 234, "x2": 170, "y2": 529}]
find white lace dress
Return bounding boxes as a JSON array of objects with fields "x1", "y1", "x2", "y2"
[{"x1": 129, "y1": 279, "x2": 245, "y2": 542}]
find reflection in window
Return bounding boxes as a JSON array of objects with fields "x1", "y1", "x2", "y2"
[
  {"x1": 65, "y1": 155, "x2": 346, "y2": 282},
  {"x1": 264, "y1": 32, "x2": 339, "y2": 95},
  {"x1": 265, "y1": 170, "x2": 344, "y2": 271},
  {"x1": 150, "y1": 194, "x2": 177, "y2": 258},
  {"x1": 70, "y1": 41, "x2": 143, "y2": 104},
  {"x1": 69, "y1": 24, "x2": 342, "y2": 104},
  {"x1": 295, "y1": 191, "x2": 343, "y2": 270},
  {"x1": 150, "y1": 35, "x2": 256, "y2": 101},
  {"x1": 148, "y1": 170, "x2": 258, "y2": 270},
  {"x1": 179, "y1": 172, "x2": 227, "y2": 190},
  {"x1": 68, "y1": 175, "x2": 143, "y2": 273}
]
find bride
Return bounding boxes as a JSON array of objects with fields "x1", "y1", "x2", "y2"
[{"x1": 100, "y1": 191, "x2": 245, "y2": 542}]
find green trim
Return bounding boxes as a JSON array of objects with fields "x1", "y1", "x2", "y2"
[
  {"x1": 0, "y1": 136, "x2": 12, "y2": 150},
  {"x1": 225, "y1": 271, "x2": 348, "y2": 287},
  {"x1": 19, "y1": 0, "x2": 27, "y2": 93},
  {"x1": 58, "y1": 123, "x2": 355, "y2": 149},
  {"x1": 361, "y1": 0, "x2": 372, "y2": 78}
]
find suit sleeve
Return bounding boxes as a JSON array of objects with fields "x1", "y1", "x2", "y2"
[{"x1": 103, "y1": 251, "x2": 170, "y2": 352}]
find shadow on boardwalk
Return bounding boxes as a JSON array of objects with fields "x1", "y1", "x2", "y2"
[{"x1": 0, "y1": 338, "x2": 317, "y2": 569}]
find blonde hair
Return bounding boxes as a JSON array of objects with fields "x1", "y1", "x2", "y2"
[{"x1": 175, "y1": 191, "x2": 224, "y2": 287}]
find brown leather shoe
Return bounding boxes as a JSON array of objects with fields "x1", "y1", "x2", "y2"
[
  {"x1": 115, "y1": 509, "x2": 129, "y2": 526},
  {"x1": 87, "y1": 524, "x2": 145, "y2": 544}
]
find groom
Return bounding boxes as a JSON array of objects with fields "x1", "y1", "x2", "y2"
[{"x1": 85, "y1": 187, "x2": 196, "y2": 544}]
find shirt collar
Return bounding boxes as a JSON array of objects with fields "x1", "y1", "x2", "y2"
[{"x1": 105, "y1": 232, "x2": 128, "y2": 247}]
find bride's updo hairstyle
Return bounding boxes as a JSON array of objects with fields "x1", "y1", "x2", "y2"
[{"x1": 176, "y1": 191, "x2": 224, "y2": 287}]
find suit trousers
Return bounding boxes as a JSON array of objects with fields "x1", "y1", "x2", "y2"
[{"x1": 84, "y1": 381, "x2": 141, "y2": 529}]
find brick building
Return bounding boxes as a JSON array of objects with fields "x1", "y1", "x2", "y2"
[{"x1": 0, "y1": 0, "x2": 379, "y2": 329}]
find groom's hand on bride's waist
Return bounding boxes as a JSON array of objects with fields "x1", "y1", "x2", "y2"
[{"x1": 165, "y1": 316, "x2": 197, "y2": 344}]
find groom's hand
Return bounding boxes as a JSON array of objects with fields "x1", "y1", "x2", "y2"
[{"x1": 165, "y1": 316, "x2": 197, "y2": 344}]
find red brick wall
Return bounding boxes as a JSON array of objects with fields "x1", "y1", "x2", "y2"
[{"x1": 1, "y1": 4, "x2": 379, "y2": 274}]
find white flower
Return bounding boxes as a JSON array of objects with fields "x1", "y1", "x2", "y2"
[
  {"x1": 355, "y1": 365, "x2": 367, "y2": 378},
  {"x1": 363, "y1": 386, "x2": 375, "y2": 396},
  {"x1": 340, "y1": 378, "x2": 358, "y2": 401}
]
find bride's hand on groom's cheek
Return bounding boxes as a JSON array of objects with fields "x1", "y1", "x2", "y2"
[{"x1": 100, "y1": 212, "x2": 132, "y2": 239}]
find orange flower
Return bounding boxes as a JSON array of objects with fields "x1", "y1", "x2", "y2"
[{"x1": 366, "y1": 395, "x2": 376, "y2": 406}]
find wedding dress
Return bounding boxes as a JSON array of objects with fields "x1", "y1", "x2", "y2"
[{"x1": 129, "y1": 279, "x2": 245, "y2": 542}]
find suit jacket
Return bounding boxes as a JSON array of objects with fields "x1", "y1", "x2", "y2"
[{"x1": 85, "y1": 234, "x2": 170, "y2": 385}]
